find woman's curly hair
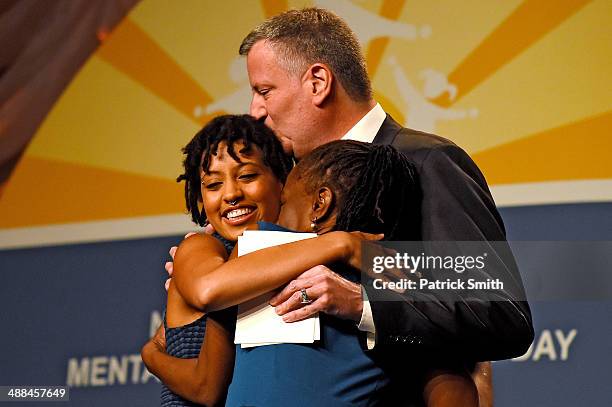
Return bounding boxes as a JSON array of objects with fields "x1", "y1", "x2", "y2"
[{"x1": 177, "y1": 115, "x2": 293, "y2": 226}]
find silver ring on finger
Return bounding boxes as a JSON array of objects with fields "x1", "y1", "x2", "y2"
[{"x1": 300, "y1": 288, "x2": 313, "y2": 304}]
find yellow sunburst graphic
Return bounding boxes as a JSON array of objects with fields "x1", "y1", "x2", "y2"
[{"x1": 0, "y1": 0, "x2": 610, "y2": 236}]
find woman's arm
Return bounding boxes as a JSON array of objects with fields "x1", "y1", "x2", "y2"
[
  {"x1": 171, "y1": 233, "x2": 228, "y2": 311},
  {"x1": 422, "y1": 367, "x2": 479, "y2": 407},
  {"x1": 174, "y1": 230, "x2": 377, "y2": 313},
  {"x1": 141, "y1": 312, "x2": 235, "y2": 406}
]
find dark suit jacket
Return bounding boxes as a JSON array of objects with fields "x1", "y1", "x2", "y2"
[{"x1": 365, "y1": 115, "x2": 534, "y2": 363}]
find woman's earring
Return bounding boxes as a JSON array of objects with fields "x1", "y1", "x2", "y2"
[{"x1": 310, "y1": 217, "x2": 318, "y2": 233}]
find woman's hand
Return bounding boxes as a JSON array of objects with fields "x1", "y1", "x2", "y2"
[
  {"x1": 151, "y1": 323, "x2": 166, "y2": 352},
  {"x1": 141, "y1": 323, "x2": 166, "y2": 374},
  {"x1": 334, "y1": 230, "x2": 384, "y2": 271}
]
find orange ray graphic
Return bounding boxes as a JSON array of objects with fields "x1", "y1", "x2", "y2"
[
  {"x1": 0, "y1": 157, "x2": 184, "y2": 228},
  {"x1": 260, "y1": 0, "x2": 288, "y2": 18},
  {"x1": 473, "y1": 111, "x2": 612, "y2": 185},
  {"x1": 434, "y1": 0, "x2": 591, "y2": 106},
  {"x1": 365, "y1": 0, "x2": 407, "y2": 77},
  {"x1": 97, "y1": 18, "x2": 217, "y2": 126}
]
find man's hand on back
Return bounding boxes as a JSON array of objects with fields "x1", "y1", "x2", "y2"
[{"x1": 269, "y1": 265, "x2": 363, "y2": 323}]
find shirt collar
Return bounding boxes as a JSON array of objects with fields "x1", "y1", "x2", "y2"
[{"x1": 340, "y1": 103, "x2": 386, "y2": 143}]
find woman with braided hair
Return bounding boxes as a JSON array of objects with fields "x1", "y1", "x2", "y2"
[
  {"x1": 278, "y1": 139, "x2": 421, "y2": 241},
  {"x1": 143, "y1": 136, "x2": 478, "y2": 406}
]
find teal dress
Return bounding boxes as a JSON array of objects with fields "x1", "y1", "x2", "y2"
[{"x1": 225, "y1": 222, "x2": 390, "y2": 407}]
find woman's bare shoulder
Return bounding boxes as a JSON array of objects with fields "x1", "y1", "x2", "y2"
[{"x1": 175, "y1": 233, "x2": 228, "y2": 261}]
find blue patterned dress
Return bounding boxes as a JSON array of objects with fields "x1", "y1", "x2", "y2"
[{"x1": 160, "y1": 233, "x2": 235, "y2": 406}]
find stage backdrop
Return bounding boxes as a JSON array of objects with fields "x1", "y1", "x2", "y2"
[{"x1": 0, "y1": 0, "x2": 610, "y2": 405}]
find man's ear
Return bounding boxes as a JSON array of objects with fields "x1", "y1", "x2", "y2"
[
  {"x1": 311, "y1": 186, "x2": 335, "y2": 222},
  {"x1": 303, "y1": 63, "x2": 333, "y2": 106}
]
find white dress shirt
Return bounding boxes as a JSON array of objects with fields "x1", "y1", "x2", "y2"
[{"x1": 340, "y1": 102, "x2": 386, "y2": 349}]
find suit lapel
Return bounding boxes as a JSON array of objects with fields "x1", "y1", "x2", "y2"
[{"x1": 372, "y1": 114, "x2": 403, "y2": 146}]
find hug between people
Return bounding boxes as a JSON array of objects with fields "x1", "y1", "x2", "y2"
[{"x1": 142, "y1": 7, "x2": 533, "y2": 407}]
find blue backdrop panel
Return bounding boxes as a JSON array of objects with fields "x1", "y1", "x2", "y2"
[
  {"x1": 494, "y1": 301, "x2": 612, "y2": 406},
  {"x1": 494, "y1": 202, "x2": 612, "y2": 406},
  {"x1": 0, "y1": 236, "x2": 174, "y2": 406}
]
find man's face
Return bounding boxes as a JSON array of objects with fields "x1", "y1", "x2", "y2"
[{"x1": 246, "y1": 41, "x2": 318, "y2": 159}]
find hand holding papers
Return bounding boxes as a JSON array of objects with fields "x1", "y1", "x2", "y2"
[{"x1": 234, "y1": 230, "x2": 320, "y2": 348}]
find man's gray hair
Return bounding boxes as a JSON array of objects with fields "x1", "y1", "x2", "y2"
[{"x1": 239, "y1": 7, "x2": 372, "y2": 103}]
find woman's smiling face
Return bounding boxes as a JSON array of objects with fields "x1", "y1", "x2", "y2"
[{"x1": 200, "y1": 141, "x2": 283, "y2": 241}]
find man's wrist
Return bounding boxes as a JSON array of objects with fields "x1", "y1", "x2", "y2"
[
  {"x1": 348, "y1": 279, "x2": 364, "y2": 322},
  {"x1": 357, "y1": 288, "x2": 375, "y2": 333}
]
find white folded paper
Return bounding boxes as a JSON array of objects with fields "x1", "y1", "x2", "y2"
[{"x1": 235, "y1": 230, "x2": 320, "y2": 348}]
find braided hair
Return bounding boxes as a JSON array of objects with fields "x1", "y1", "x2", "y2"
[
  {"x1": 294, "y1": 140, "x2": 421, "y2": 240},
  {"x1": 177, "y1": 115, "x2": 293, "y2": 226}
]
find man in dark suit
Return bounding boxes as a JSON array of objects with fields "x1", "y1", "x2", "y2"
[{"x1": 241, "y1": 6, "x2": 532, "y2": 404}]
